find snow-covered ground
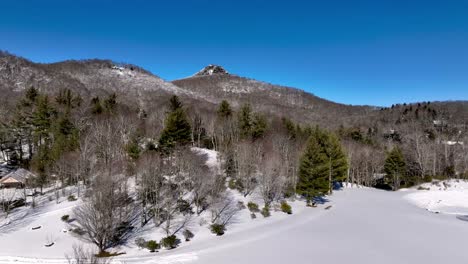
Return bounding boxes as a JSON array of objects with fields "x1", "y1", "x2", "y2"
[
  {"x1": 1, "y1": 149, "x2": 468, "y2": 264},
  {"x1": 1, "y1": 187, "x2": 467, "y2": 263},
  {"x1": 403, "y1": 179, "x2": 468, "y2": 215}
]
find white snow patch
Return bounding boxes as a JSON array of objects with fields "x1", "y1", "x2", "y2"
[{"x1": 404, "y1": 179, "x2": 468, "y2": 214}]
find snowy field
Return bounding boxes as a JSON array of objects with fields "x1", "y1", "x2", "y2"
[
  {"x1": 0, "y1": 148, "x2": 467, "y2": 264},
  {"x1": 0, "y1": 186, "x2": 467, "y2": 263},
  {"x1": 403, "y1": 179, "x2": 468, "y2": 215}
]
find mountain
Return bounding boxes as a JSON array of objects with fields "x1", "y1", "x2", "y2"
[
  {"x1": 173, "y1": 67, "x2": 375, "y2": 127},
  {"x1": 1, "y1": 51, "x2": 467, "y2": 129},
  {"x1": 0, "y1": 51, "x2": 210, "y2": 113}
]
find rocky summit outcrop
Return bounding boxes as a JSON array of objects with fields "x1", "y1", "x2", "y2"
[{"x1": 193, "y1": 64, "x2": 229, "y2": 77}]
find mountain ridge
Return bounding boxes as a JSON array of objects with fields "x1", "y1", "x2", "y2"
[{"x1": 1, "y1": 51, "x2": 467, "y2": 128}]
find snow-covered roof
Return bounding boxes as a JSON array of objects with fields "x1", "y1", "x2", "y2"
[
  {"x1": 443, "y1": 141, "x2": 464, "y2": 146},
  {"x1": 0, "y1": 168, "x2": 36, "y2": 184}
]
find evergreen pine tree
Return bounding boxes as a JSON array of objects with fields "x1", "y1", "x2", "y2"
[
  {"x1": 56, "y1": 88, "x2": 82, "y2": 111},
  {"x1": 251, "y1": 113, "x2": 267, "y2": 140},
  {"x1": 217, "y1": 100, "x2": 232, "y2": 118},
  {"x1": 25, "y1": 86, "x2": 39, "y2": 104},
  {"x1": 91, "y1": 97, "x2": 103, "y2": 115},
  {"x1": 384, "y1": 147, "x2": 406, "y2": 190},
  {"x1": 104, "y1": 93, "x2": 117, "y2": 114},
  {"x1": 297, "y1": 129, "x2": 329, "y2": 203},
  {"x1": 322, "y1": 132, "x2": 348, "y2": 194},
  {"x1": 282, "y1": 117, "x2": 297, "y2": 139},
  {"x1": 296, "y1": 127, "x2": 348, "y2": 203},
  {"x1": 158, "y1": 98, "x2": 192, "y2": 152},
  {"x1": 33, "y1": 96, "x2": 56, "y2": 144},
  {"x1": 238, "y1": 104, "x2": 252, "y2": 139},
  {"x1": 50, "y1": 112, "x2": 79, "y2": 161},
  {"x1": 169, "y1": 95, "x2": 182, "y2": 111}
]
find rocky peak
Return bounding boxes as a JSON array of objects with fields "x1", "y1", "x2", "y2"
[{"x1": 194, "y1": 64, "x2": 229, "y2": 76}]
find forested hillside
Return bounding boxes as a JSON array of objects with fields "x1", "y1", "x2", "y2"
[{"x1": 0, "y1": 52, "x2": 467, "y2": 258}]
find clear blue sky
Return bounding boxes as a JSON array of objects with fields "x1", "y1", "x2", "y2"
[{"x1": 1, "y1": 0, "x2": 467, "y2": 106}]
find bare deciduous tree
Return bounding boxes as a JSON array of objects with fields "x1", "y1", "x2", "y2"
[
  {"x1": 258, "y1": 151, "x2": 286, "y2": 206},
  {"x1": 210, "y1": 195, "x2": 240, "y2": 227},
  {"x1": 73, "y1": 174, "x2": 134, "y2": 254}
]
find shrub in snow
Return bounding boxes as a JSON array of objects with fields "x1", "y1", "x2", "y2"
[
  {"x1": 423, "y1": 175, "x2": 432, "y2": 183},
  {"x1": 135, "y1": 237, "x2": 147, "y2": 249},
  {"x1": 247, "y1": 202, "x2": 260, "y2": 213},
  {"x1": 111, "y1": 221, "x2": 134, "y2": 245},
  {"x1": 177, "y1": 199, "x2": 193, "y2": 215},
  {"x1": 261, "y1": 206, "x2": 271, "y2": 217},
  {"x1": 161, "y1": 235, "x2": 181, "y2": 249},
  {"x1": 250, "y1": 213, "x2": 257, "y2": 219},
  {"x1": 228, "y1": 178, "x2": 245, "y2": 193},
  {"x1": 61, "y1": 214, "x2": 70, "y2": 222},
  {"x1": 71, "y1": 227, "x2": 85, "y2": 236},
  {"x1": 228, "y1": 179, "x2": 237, "y2": 190},
  {"x1": 146, "y1": 240, "x2": 160, "y2": 252},
  {"x1": 210, "y1": 223, "x2": 226, "y2": 236},
  {"x1": 281, "y1": 201, "x2": 292, "y2": 214},
  {"x1": 183, "y1": 229, "x2": 194, "y2": 241},
  {"x1": 67, "y1": 195, "x2": 77, "y2": 202}
]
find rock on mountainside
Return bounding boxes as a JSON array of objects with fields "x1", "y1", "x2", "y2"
[{"x1": 194, "y1": 64, "x2": 229, "y2": 76}]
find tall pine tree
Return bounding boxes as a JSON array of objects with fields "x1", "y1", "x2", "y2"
[
  {"x1": 238, "y1": 104, "x2": 252, "y2": 139},
  {"x1": 217, "y1": 100, "x2": 232, "y2": 118},
  {"x1": 384, "y1": 147, "x2": 406, "y2": 190},
  {"x1": 296, "y1": 127, "x2": 348, "y2": 203},
  {"x1": 158, "y1": 96, "x2": 192, "y2": 152}
]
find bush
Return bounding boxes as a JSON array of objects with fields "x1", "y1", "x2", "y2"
[
  {"x1": 183, "y1": 229, "x2": 194, "y2": 241},
  {"x1": 228, "y1": 179, "x2": 237, "y2": 190},
  {"x1": 250, "y1": 213, "x2": 257, "y2": 219},
  {"x1": 422, "y1": 175, "x2": 433, "y2": 183},
  {"x1": 281, "y1": 201, "x2": 292, "y2": 214},
  {"x1": 210, "y1": 223, "x2": 226, "y2": 236},
  {"x1": 247, "y1": 202, "x2": 259, "y2": 213},
  {"x1": 146, "y1": 240, "x2": 160, "y2": 252},
  {"x1": 177, "y1": 199, "x2": 193, "y2": 215},
  {"x1": 67, "y1": 195, "x2": 77, "y2": 202},
  {"x1": 111, "y1": 221, "x2": 134, "y2": 245},
  {"x1": 161, "y1": 235, "x2": 181, "y2": 249},
  {"x1": 135, "y1": 237, "x2": 147, "y2": 249},
  {"x1": 71, "y1": 227, "x2": 85, "y2": 236},
  {"x1": 261, "y1": 206, "x2": 271, "y2": 217},
  {"x1": 228, "y1": 179, "x2": 244, "y2": 193},
  {"x1": 61, "y1": 215, "x2": 70, "y2": 222}
]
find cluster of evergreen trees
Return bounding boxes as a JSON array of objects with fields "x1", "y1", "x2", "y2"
[
  {"x1": 297, "y1": 127, "x2": 348, "y2": 204},
  {"x1": 5, "y1": 87, "x2": 81, "y2": 190}
]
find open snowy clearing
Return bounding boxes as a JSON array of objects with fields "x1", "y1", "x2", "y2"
[
  {"x1": 1, "y1": 185, "x2": 467, "y2": 264},
  {"x1": 403, "y1": 179, "x2": 468, "y2": 215}
]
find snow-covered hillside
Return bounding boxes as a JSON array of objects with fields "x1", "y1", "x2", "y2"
[
  {"x1": 1, "y1": 186, "x2": 468, "y2": 263},
  {"x1": 1, "y1": 150, "x2": 468, "y2": 264}
]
